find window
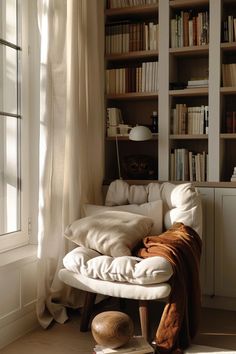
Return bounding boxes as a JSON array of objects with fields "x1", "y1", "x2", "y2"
[{"x1": 0, "y1": 0, "x2": 29, "y2": 252}]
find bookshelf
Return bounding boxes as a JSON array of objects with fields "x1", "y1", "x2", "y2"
[
  {"x1": 220, "y1": 0, "x2": 236, "y2": 181},
  {"x1": 168, "y1": 0, "x2": 210, "y2": 182},
  {"x1": 105, "y1": 1, "x2": 159, "y2": 180},
  {"x1": 104, "y1": 0, "x2": 236, "y2": 183}
]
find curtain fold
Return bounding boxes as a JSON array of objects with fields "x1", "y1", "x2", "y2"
[{"x1": 37, "y1": 0, "x2": 104, "y2": 328}]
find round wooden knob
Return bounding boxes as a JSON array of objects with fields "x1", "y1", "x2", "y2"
[{"x1": 91, "y1": 311, "x2": 134, "y2": 349}]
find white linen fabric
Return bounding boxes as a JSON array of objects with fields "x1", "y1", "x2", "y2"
[
  {"x1": 105, "y1": 179, "x2": 162, "y2": 206},
  {"x1": 63, "y1": 246, "x2": 173, "y2": 285},
  {"x1": 64, "y1": 210, "x2": 153, "y2": 256},
  {"x1": 105, "y1": 180, "x2": 202, "y2": 237},
  {"x1": 59, "y1": 269, "x2": 172, "y2": 300},
  {"x1": 83, "y1": 199, "x2": 163, "y2": 235},
  {"x1": 37, "y1": 0, "x2": 104, "y2": 328}
]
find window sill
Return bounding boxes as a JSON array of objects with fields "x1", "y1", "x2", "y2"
[{"x1": 0, "y1": 244, "x2": 38, "y2": 269}]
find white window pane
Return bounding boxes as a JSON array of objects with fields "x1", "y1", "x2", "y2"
[
  {"x1": 0, "y1": 44, "x2": 18, "y2": 114},
  {"x1": 0, "y1": 0, "x2": 17, "y2": 45},
  {"x1": 0, "y1": 115, "x2": 20, "y2": 235}
]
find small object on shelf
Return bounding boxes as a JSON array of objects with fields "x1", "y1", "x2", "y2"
[
  {"x1": 107, "y1": 108, "x2": 124, "y2": 137},
  {"x1": 122, "y1": 154, "x2": 156, "y2": 179},
  {"x1": 151, "y1": 111, "x2": 158, "y2": 133},
  {"x1": 169, "y1": 82, "x2": 187, "y2": 90},
  {"x1": 230, "y1": 167, "x2": 236, "y2": 182},
  {"x1": 187, "y1": 78, "x2": 209, "y2": 88},
  {"x1": 129, "y1": 125, "x2": 152, "y2": 141},
  {"x1": 91, "y1": 311, "x2": 134, "y2": 349}
]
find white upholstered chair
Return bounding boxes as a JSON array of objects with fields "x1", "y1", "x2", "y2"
[{"x1": 58, "y1": 180, "x2": 202, "y2": 339}]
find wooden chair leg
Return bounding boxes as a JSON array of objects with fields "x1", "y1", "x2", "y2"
[
  {"x1": 80, "y1": 291, "x2": 96, "y2": 332},
  {"x1": 139, "y1": 300, "x2": 148, "y2": 340}
]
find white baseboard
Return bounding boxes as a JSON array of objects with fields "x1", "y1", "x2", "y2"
[{"x1": 0, "y1": 309, "x2": 39, "y2": 350}]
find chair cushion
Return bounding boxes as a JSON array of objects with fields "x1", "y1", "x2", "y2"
[
  {"x1": 64, "y1": 210, "x2": 153, "y2": 257},
  {"x1": 63, "y1": 246, "x2": 173, "y2": 285},
  {"x1": 105, "y1": 179, "x2": 161, "y2": 206},
  {"x1": 104, "y1": 180, "x2": 202, "y2": 237},
  {"x1": 83, "y1": 199, "x2": 163, "y2": 235}
]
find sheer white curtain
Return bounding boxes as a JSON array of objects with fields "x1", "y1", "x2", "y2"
[{"x1": 37, "y1": 0, "x2": 104, "y2": 328}]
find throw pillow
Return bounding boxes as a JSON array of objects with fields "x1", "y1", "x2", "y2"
[
  {"x1": 64, "y1": 210, "x2": 153, "y2": 257},
  {"x1": 83, "y1": 200, "x2": 163, "y2": 235}
]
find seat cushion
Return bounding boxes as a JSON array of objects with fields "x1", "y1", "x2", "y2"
[{"x1": 63, "y1": 246, "x2": 173, "y2": 285}]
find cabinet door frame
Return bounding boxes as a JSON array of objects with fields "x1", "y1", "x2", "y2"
[
  {"x1": 215, "y1": 188, "x2": 236, "y2": 298},
  {"x1": 197, "y1": 187, "x2": 215, "y2": 296}
]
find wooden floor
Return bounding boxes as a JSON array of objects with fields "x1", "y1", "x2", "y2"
[{"x1": 0, "y1": 300, "x2": 236, "y2": 354}]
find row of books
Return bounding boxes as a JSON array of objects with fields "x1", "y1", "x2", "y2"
[
  {"x1": 171, "y1": 104, "x2": 209, "y2": 135},
  {"x1": 187, "y1": 78, "x2": 208, "y2": 88},
  {"x1": 222, "y1": 16, "x2": 236, "y2": 43},
  {"x1": 107, "y1": 0, "x2": 158, "y2": 9},
  {"x1": 225, "y1": 111, "x2": 236, "y2": 133},
  {"x1": 222, "y1": 63, "x2": 236, "y2": 87},
  {"x1": 105, "y1": 21, "x2": 158, "y2": 54},
  {"x1": 106, "y1": 61, "x2": 158, "y2": 94},
  {"x1": 170, "y1": 149, "x2": 208, "y2": 182},
  {"x1": 170, "y1": 10, "x2": 209, "y2": 48}
]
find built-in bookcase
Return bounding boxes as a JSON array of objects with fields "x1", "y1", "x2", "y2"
[
  {"x1": 104, "y1": 0, "x2": 236, "y2": 183},
  {"x1": 220, "y1": 0, "x2": 236, "y2": 181},
  {"x1": 168, "y1": 0, "x2": 209, "y2": 182},
  {"x1": 105, "y1": 1, "x2": 159, "y2": 180}
]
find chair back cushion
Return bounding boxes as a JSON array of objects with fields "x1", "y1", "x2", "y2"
[{"x1": 105, "y1": 180, "x2": 202, "y2": 237}]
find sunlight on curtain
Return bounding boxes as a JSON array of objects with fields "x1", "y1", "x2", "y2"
[{"x1": 37, "y1": 0, "x2": 104, "y2": 328}]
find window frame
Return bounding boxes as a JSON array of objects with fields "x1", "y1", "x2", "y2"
[{"x1": 0, "y1": 0, "x2": 30, "y2": 253}]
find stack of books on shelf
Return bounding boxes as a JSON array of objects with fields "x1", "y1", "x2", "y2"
[
  {"x1": 170, "y1": 149, "x2": 208, "y2": 182},
  {"x1": 105, "y1": 21, "x2": 158, "y2": 54},
  {"x1": 170, "y1": 9, "x2": 209, "y2": 48},
  {"x1": 107, "y1": 0, "x2": 158, "y2": 9},
  {"x1": 222, "y1": 63, "x2": 236, "y2": 86},
  {"x1": 222, "y1": 15, "x2": 236, "y2": 43},
  {"x1": 93, "y1": 336, "x2": 154, "y2": 354},
  {"x1": 187, "y1": 78, "x2": 208, "y2": 88},
  {"x1": 225, "y1": 111, "x2": 236, "y2": 133},
  {"x1": 106, "y1": 61, "x2": 158, "y2": 94},
  {"x1": 171, "y1": 104, "x2": 209, "y2": 135},
  {"x1": 231, "y1": 167, "x2": 236, "y2": 182}
]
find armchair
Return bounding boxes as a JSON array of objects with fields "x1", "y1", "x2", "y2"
[{"x1": 59, "y1": 180, "x2": 202, "y2": 349}]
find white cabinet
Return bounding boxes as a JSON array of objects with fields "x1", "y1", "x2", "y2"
[
  {"x1": 215, "y1": 188, "x2": 236, "y2": 298},
  {"x1": 198, "y1": 187, "x2": 236, "y2": 310}
]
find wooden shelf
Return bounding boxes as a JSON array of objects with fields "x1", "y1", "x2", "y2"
[
  {"x1": 106, "y1": 134, "x2": 158, "y2": 141},
  {"x1": 105, "y1": 4, "x2": 158, "y2": 19},
  {"x1": 169, "y1": 87, "x2": 208, "y2": 96},
  {"x1": 169, "y1": 45, "x2": 209, "y2": 56},
  {"x1": 170, "y1": 134, "x2": 208, "y2": 140},
  {"x1": 105, "y1": 50, "x2": 158, "y2": 61},
  {"x1": 220, "y1": 87, "x2": 236, "y2": 95},
  {"x1": 169, "y1": 0, "x2": 209, "y2": 9},
  {"x1": 221, "y1": 42, "x2": 236, "y2": 51},
  {"x1": 106, "y1": 92, "x2": 158, "y2": 100},
  {"x1": 220, "y1": 133, "x2": 236, "y2": 139}
]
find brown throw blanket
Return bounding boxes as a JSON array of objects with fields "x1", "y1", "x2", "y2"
[{"x1": 133, "y1": 222, "x2": 202, "y2": 354}]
